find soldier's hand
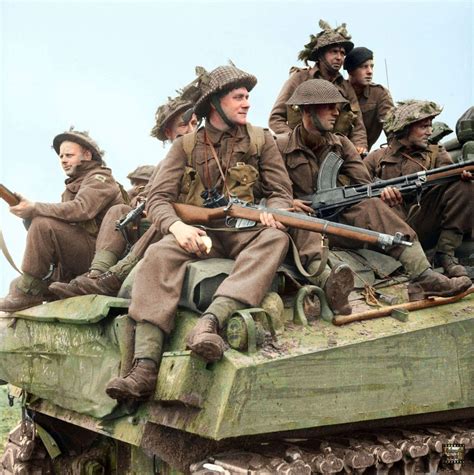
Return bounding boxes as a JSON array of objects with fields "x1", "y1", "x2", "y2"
[
  {"x1": 461, "y1": 170, "x2": 472, "y2": 181},
  {"x1": 10, "y1": 196, "x2": 36, "y2": 219},
  {"x1": 259, "y1": 211, "x2": 285, "y2": 230},
  {"x1": 292, "y1": 199, "x2": 314, "y2": 214},
  {"x1": 169, "y1": 221, "x2": 209, "y2": 257},
  {"x1": 356, "y1": 146, "x2": 368, "y2": 156},
  {"x1": 380, "y1": 186, "x2": 403, "y2": 207}
]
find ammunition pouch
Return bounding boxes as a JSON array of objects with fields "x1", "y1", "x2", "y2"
[
  {"x1": 226, "y1": 162, "x2": 259, "y2": 203},
  {"x1": 180, "y1": 166, "x2": 206, "y2": 206}
]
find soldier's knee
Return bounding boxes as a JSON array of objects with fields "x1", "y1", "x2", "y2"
[
  {"x1": 28, "y1": 216, "x2": 59, "y2": 234},
  {"x1": 105, "y1": 204, "x2": 133, "y2": 220}
]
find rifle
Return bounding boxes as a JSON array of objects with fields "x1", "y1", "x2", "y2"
[
  {"x1": 304, "y1": 159, "x2": 474, "y2": 218},
  {"x1": 173, "y1": 198, "x2": 412, "y2": 250},
  {"x1": 0, "y1": 184, "x2": 20, "y2": 206},
  {"x1": 115, "y1": 201, "x2": 146, "y2": 231}
]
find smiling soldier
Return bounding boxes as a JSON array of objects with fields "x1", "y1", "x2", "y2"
[{"x1": 0, "y1": 129, "x2": 124, "y2": 312}]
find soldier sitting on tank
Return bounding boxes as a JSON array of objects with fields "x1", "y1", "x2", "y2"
[
  {"x1": 365, "y1": 100, "x2": 473, "y2": 280},
  {"x1": 125, "y1": 164, "x2": 155, "y2": 202},
  {"x1": 103, "y1": 63, "x2": 297, "y2": 402},
  {"x1": 343, "y1": 47, "x2": 394, "y2": 151},
  {"x1": 48, "y1": 96, "x2": 198, "y2": 299},
  {"x1": 275, "y1": 80, "x2": 471, "y2": 305},
  {"x1": 269, "y1": 19, "x2": 368, "y2": 154},
  {"x1": 0, "y1": 129, "x2": 125, "y2": 313}
]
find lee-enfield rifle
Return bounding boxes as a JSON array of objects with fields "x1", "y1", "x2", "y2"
[
  {"x1": 304, "y1": 153, "x2": 474, "y2": 218},
  {"x1": 173, "y1": 198, "x2": 412, "y2": 250},
  {"x1": 0, "y1": 184, "x2": 21, "y2": 206}
]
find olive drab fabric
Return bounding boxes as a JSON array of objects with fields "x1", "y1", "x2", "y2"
[
  {"x1": 269, "y1": 66, "x2": 368, "y2": 150},
  {"x1": 277, "y1": 125, "x2": 417, "y2": 259},
  {"x1": 356, "y1": 84, "x2": 394, "y2": 150},
  {"x1": 383, "y1": 100, "x2": 443, "y2": 136},
  {"x1": 128, "y1": 121, "x2": 293, "y2": 334},
  {"x1": 364, "y1": 140, "x2": 472, "y2": 248},
  {"x1": 53, "y1": 127, "x2": 104, "y2": 162}
]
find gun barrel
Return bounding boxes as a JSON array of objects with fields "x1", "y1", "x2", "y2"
[{"x1": 115, "y1": 202, "x2": 146, "y2": 230}]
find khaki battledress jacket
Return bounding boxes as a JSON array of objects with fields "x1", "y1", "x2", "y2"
[
  {"x1": 276, "y1": 126, "x2": 416, "y2": 258},
  {"x1": 355, "y1": 83, "x2": 394, "y2": 150},
  {"x1": 22, "y1": 160, "x2": 124, "y2": 281},
  {"x1": 364, "y1": 140, "x2": 472, "y2": 245},
  {"x1": 129, "y1": 122, "x2": 293, "y2": 333},
  {"x1": 269, "y1": 66, "x2": 368, "y2": 150}
]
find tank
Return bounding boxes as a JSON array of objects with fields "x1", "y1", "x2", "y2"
[{"x1": 0, "y1": 249, "x2": 473, "y2": 474}]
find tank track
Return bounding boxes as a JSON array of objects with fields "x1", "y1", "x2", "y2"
[{"x1": 190, "y1": 422, "x2": 473, "y2": 474}]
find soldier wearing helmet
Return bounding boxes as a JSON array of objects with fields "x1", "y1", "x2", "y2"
[
  {"x1": 276, "y1": 81, "x2": 471, "y2": 310},
  {"x1": 365, "y1": 100, "x2": 473, "y2": 279},
  {"x1": 103, "y1": 63, "x2": 294, "y2": 403},
  {"x1": 344, "y1": 47, "x2": 394, "y2": 151},
  {"x1": 269, "y1": 20, "x2": 368, "y2": 154},
  {"x1": 0, "y1": 128, "x2": 125, "y2": 313},
  {"x1": 49, "y1": 94, "x2": 198, "y2": 300}
]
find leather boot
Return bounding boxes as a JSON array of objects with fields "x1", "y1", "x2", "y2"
[
  {"x1": 49, "y1": 271, "x2": 123, "y2": 299},
  {"x1": 323, "y1": 263, "x2": 354, "y2": 315},
  {"x1": 186, "y1": 314, "x2": 225, "y2": 362},
  {"x1": 105, "y1": 359, "x2": 158, "y2": 401},
  {"x1": 408, "y1": 269, "x2": 472, "y2": 301},
  {"x1": 0, "y1": 276, "x2": 46, "y2": 313},
  {"x1": 433, "y1": 230, "x2": 468, "y2": 277},
  {"x1": 433, "y1": 253, "x2": 468, "y2": 278}
]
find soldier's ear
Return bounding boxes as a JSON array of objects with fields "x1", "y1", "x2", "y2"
[{"x1": 82, "y1": 148, "x2": 93, "y2": 161}]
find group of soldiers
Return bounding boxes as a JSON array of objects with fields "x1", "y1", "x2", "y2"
[{"x1": 0, "y1": 20, "x2": 471, "y2": 403}]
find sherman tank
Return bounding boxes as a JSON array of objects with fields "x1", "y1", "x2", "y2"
[{"x1": 0, "y1": 239, "x2": 473, "y2": 475}]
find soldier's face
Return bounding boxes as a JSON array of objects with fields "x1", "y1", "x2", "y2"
[
  {"x1": 59, "y1": 141, "x2": 92, "y2": 176},
  {"x1": 302, "y1": 104, "x2": 339, "y2": 133},
  {"x1": 322, "y1": 47, "x2": 346, "y2": 72},
  {"x1": 350, "y1": 59, "x2": 374, "y2": 86},
  {"x1": 219, "y1": 87, "x2": 250, "y2": 126},
  {"x1": 406, "y1": 118, "x2": 433, "y2": 149},
  {"x1": 165, "y1": 112, "x2": 198, "y2": 141}
]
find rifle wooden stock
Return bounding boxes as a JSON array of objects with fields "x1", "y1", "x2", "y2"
[
  {"x1": 333, "y1": 286, "x2": 474, "y2": 325},
  {"x1": 0, "y1": 184, "x2": 20, "y2": 206},
  {"x1": 173, "y1": 202, "x2": 412, "y2": 249}
]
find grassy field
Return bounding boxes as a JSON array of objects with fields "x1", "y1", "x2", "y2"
[{"x1": 0, "y1": 386, "x2": 21, "y2": 449}]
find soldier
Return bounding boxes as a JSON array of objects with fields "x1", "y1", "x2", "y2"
[
  {"x1": 269, "y1": 20, "x2": 368, "y2": 153},
  {"x1": 344, "y1": 47, "x2": 394, "y2": 151},
  {"x1": 275, "y1": 80, "x2": 471, "y2": 304},
  {"x1": 104, "y1": 64, "x2": 293, "y2": 402},
  {"x1": 0, "y1": 129, "x2": 124, "y2": 312},
  {"x1": 365, "y1": 100, "x2": 473, "y2": 278},
  {"x1": 49, "y1": 96, "x2": 198, "y2": 299},
  {"x1": 126, "y1": 165, "x2": 155, "y2": 201}
]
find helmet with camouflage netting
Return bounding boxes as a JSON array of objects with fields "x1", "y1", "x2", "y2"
[
  {"x1": 193, "y1": 63, "x2": 257, "y2": 119},
  {"x1": 53, "y1": 127, "x2": 104, "y2": 162},
  {"x1": 127, "y1": 165, "x2": 155, "y2": 182},
  {"x1": 286, "y1": 79, "x2": 349, "y2": 107},
  {"x1": 151, "y1": 97, "x2": 195, "y2": 142},
  {"x1": 298, "y1": 20, "x2": 354, "y2": 64},
  {"x1": 383, "y1": 100, "x2": 443, "y2": 136}
]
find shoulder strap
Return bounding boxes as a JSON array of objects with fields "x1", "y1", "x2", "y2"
[
  {"x1": 427, "y1": 144, "x2": 439, "y2": 169},
  {"x1": 182, "y1": 130, "x2": 199, "y2": 166},
  {"x1": 245, "y1": 123, "x2": 266, "y2": 158}
]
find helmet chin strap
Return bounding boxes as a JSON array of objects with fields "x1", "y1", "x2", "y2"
[
  {"x1": 211, "y1": 96, "x2": 235, "y2": 129},
  {"x1": 310, "y1": 108, "x2": 331, "y2": 133}
]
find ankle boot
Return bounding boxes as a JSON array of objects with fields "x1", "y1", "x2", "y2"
[
  {"x1": 409, "y1": 269, "x2": 472, "y2": 301},
  {"x1": 433, "y1": 230, "x2": 468, "y2": 277},
  {"x1": 105, "y1": 359, "x2": 158, "y2": 401},
  {"x1": 186, "y1": 314, "x2": 225, "y2": 362},
  {"x1": 0, "y1": 275, "x2": 46, "y2": 313},
  {"x1": 49, "y1": 271, "x2": 123, "y2": 299}
]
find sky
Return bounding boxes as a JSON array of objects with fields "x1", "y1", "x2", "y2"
[{"x1": 0, "y1": 0, "x2": 473, "y2": 294}]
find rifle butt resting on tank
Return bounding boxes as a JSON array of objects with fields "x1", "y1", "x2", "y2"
[
  {"x1": 306, "y1": 159, "x2": 474, "y2": 218},
  {"x1": 173, "y1": 199, "x2": 412, "y2": 250}
]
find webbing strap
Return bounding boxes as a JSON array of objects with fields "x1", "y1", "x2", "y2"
[
  {"x1": 289, "y1": 234, "x2": 329, "y2": 279},
  {"x1": 0, "y1": 224, "x2": 22, "y2": 274}
]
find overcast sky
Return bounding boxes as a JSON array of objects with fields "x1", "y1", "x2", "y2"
[{"x1": 0, "y1": 0, "x2": 472, "y2": 294}]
